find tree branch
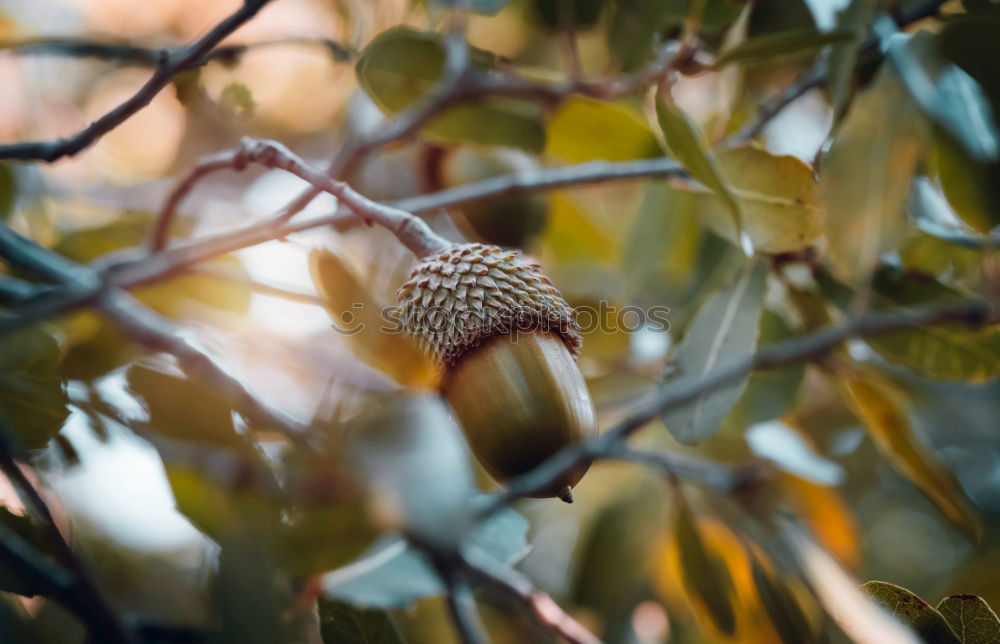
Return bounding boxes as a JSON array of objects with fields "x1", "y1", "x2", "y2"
[
  {"x1": 0, "y1": 0, "x2": 275, "y2": 162},
  {"x1": 462, "y1": 551, "x2": 601, "y2": 644},
  {"x1": 0, "y1": 419, "x2": 134, "y2": 643},
  {"x1": 480, "y1": 298, "x2": 996, "y2": 513},
  {"x1": 0, "y1": 222, "x2": 308, "y2": 446},
  {"x1": 0, "y1": 36, "x2": 352, "y2": 66},
  {"x1": 150, "y1": 137, "x2": 451, "y2": 257}
]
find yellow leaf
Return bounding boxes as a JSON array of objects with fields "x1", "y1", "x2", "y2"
[
  {"x1": 545, "y1": 97, "x2": 661, "y2": 163},
  {"x1": 835, "y1": 366, "x2": 981, "y2": 542},
  {"x1": 309, "y1": 250, "x2": 437, "y2": 390},
  {"x1": 678, "y1": 144, "x2": 822, "y2": 254},
  {"x1": 819, "y1": 67, "x2": 928, "y2": 284}
]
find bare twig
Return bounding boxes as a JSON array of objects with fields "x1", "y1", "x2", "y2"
[
  {"x1": 605, "y1": 444, "x2": 764, "y2": 492},
  {"x1": 0, "y1": 0, "x2": 275, "y2": 162},
  {"x1": 463, "y1": 551, "x2": 602, "y2": 644},
  {"x1": 150, "y1": 137, "x2": 450, "y2": 257},
  {"x1": 481, "y1": 298, "x2": 995, "y2": 513},
  {"x1": 0, "y1": 420, "x2": 135, "y2": 643},
  {"x1": 0, "y1": 36, "x2": 352, "y2": 66}
]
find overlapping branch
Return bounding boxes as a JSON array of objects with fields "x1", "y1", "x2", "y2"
[{"x1": 0, "y1": 0, "x2": 275, "y2": 162}]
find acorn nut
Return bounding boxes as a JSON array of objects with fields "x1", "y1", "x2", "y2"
[{"x1": 397, "y1": 243, "x2": 597, "y2": 501}]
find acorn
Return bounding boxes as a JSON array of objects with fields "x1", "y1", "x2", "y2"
[{"x1": 397, "y1": 243, "x2": 597, "y2": 501}]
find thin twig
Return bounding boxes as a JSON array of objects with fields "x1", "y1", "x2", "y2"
[
  {"x1": 0, "y1": 36, "x2": 353, "y2": 66},
  {"x1": 0, "y1": 0, "x2": 275, "y2": 162},
  {"x1": 0, "y1": 420, "x2": 135, "y2": 643},
  {"x1": 481, "y1": 298, "x2": 995, "y2": 513},
  {"x1": 150, "y1": 137, "x2": 450, "y2": 257}
]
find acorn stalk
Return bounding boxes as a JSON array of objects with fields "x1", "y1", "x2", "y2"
[{"x1": 397, "y1": 243, "x2": 597, "y2": 501}]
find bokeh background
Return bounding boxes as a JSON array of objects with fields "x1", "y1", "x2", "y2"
[{"x1": 1, "y1": 0, "x2": 998, "y2": 641}]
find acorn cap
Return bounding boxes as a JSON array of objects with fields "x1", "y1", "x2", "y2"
[{"x1": 397, "y1": 243, "x2": 581, "y2": 367}]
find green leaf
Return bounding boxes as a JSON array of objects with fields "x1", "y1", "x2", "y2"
[
  {"x1": 726, "y1": 310, "x2": 805, "y2": 428},
  {"x1": 674, "y1": 498, "x2": 736, "y2": 635},
  {"x1": 319, "y1": 600, "x2": 404, "y2": 644},
  {"x1": 838, "y1": 368, "x2": 982, "y2": 542},
  {"x1": 887, "y1": 32, "x2": 999, "y2": 164},
  {"x1": 714, "y1": 27, "x2": 856, "y2": 67},
  {"x1": 867, "y1": 268, "x2": 1000, "y2": 383},
  {"x1": 819, "y1": 66, "x2": 928, "y2": 284},
  {"x1": 931, "y1": 129, "x2": 1000, "y2": 234},
  {"x1": 861, "y1": 581, "x2": 961, "y2": 644},
  {"x1": 356, "y1": 27, "x2": 545, "y2": 152},
  {"x1": 162, "y1": 444, "x2": 283, "y2": 543},
  {"x1": 0, "y1": 327, "x2": 69, "y2": 449},
  {"x1": 937, "y1": 595, "x2": 1000, "y2": 644},
  {"x1": 214, "y1": 537, "x2": 289, "y2": 644},
  {"x1": 679, "y1": 144, "x2": 821, "y2": 254},
  {"x1": 322, "y1": 504, "x2": 529, "y2": 610},
  {"x1": 125, "y1": 362, "x2": 244, "y2": 447},
  {"x1": 545, "y1": 97, "x2": 661, "y2": 163},
  {"x1": 661, "y1": 259, "x2": 767, "y2": 444},
  {"x1": 655, "y1": 93, "x2": 742, "y2": 236},
  {"x1": 826, "y1": 0, "x2": 876, "y2": 117},
  {"x1": 352, "y1": 395, "x2": 474, "y2": 545},
  {"x1": 606, "y1": 0, "x2": 680, "y2": 71},
  {"x1": 0, "y1": 164, "x2": 15, "y2": 222},
  {"x1": 622, "y1": 182, "x2": 703, "y2": 301},
  {"x1": 219, "y1": 81, "x2": 256, "y2": 119},
  {"x1": 752, "y1": 557, "x2": 813, "y2": 644}
]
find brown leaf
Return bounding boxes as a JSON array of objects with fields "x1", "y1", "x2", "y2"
[
  {"x1": 937, "y1": 595, "x2": 1000, "y2": 644},
  {"x1": 834, "y1": 366, "x2": 981, "y2": 542},
  {"x1": 861, "y1": 581, "x2": 960, "y2": 644}
]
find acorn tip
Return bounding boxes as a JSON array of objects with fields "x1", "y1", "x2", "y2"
[{"x1": 559, "y1": 487, "x2": 574, "y2": 504}]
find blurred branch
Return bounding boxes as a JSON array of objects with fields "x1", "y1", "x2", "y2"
[
  {"x1": 730, "y1": 65, "x2": 827, "y2": 144},
  {"x1": 482, "y1": 297, "x2": 997, "y2": 512},
  {"x1": 273, "y1": 39, "x2": 692, "y2": 223},
  {"x1": 605, "y1": 445, "x2": 767, "y2": 492},
  {"x1": 98, "y1": 290, "x2": 310, "y2": 443},
  {"x1": 0, "y1": 521, "x2": 74, "y2": 596},
  {"x1": 0, "y1": 0, "x2": 275, "y2": 162},
  {"x1": 0, "y1": 274, "x2": 37, "y2": 303},
  {"x1": 150, "y1": 137, "x2": 451, "y2": 257},
  {"x1": 0, "y1": 36, "x2": 353, "y2": 66},
  {"x1": 463, "y1": 551, "x2": 602, "y2": 644},
  {"x1": 0, "y1": 222, "x2": 309, "y2": 447},
  {"x1": 438, "y1": 567, "x2": 490, "y2": 644},
  {"x1": 0, "y1": 418, "x2": 135, "y2": 643}
]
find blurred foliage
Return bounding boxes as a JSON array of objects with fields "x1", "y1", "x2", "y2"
[{"x1": 0, "y1": 0, "x2": 998, "y2": 643}]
